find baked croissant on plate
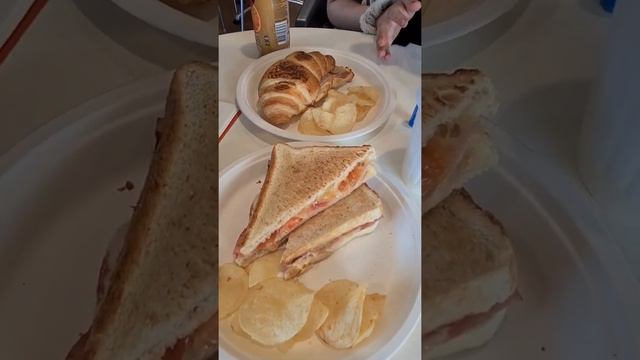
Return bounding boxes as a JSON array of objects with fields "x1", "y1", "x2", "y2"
[{"x1": 258, "y1": 51, "x2": 355, "y2": 126}]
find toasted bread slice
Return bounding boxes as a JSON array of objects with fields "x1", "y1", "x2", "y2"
[
  {"x1": 67, "y1": 62, "x2": 219, "y2": 360},
  {"x1": 422, "y1": 190, "x2": 517, "y2": 352},
  {"x1": 422, "y1": 114, "x2": 497, "y2": 213},
  {"x1": 422, "y1": 69, "x2": 498, "y2": 212},
  {"x1": 422, "y1": 69, "x2": 497, "y2": 144},
  {"x1": 234, "y1": 144, "x2": 376, "y2": 266},
  {"x1": 280, "y1": 184, "x2": 383, "y2": 279}
]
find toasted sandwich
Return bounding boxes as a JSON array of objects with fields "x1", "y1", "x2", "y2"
[
  {"x1": 422, "y1": 69, "x2": 498, "y2": 212},
  {"x1": 67, "y1": 62, "x2": 219, "y2": 360},
  {"x1": 280, "y1": 184, "x2": 383, "y2": 279},
  {"x1": 233, "y1": 144, "x2": 376, "y2": 267},
  {"x1": 422, "y1": 189, "x2": 519, "y2": 359}
]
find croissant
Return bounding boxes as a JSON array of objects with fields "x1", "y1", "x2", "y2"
[{"x1": 258, "y1": 51, "x2": 354, "y2": 126}]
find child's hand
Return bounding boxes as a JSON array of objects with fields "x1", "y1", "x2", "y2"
[{"x1": 376, "y1": 0, "x2": 421, "y2": 60}]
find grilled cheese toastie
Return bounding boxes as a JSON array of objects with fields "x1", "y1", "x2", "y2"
[
  {"x1": 233, "y1": 144, "x2": 376, "y2": 267},
  {"x1": 422, "y1": 190, "x2": 518, "y2": 358},
  {"x1": 67, "y1": 62, "x2": 219, "y2": 360},
  {"x1": 422, "y1": 69, "x2": 498, "y2": 213},
  {"x1": 280, "y1": 184, "x2": 383, "y2": 279}
]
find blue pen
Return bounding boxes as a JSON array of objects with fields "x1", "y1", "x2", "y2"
[{"x1": 408, "y1": 104, "x2": 418, "y2": 128}]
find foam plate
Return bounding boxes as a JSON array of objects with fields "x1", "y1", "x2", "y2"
[{"x1": 236, "y1": 46, "x2": 396, "y2": 143}]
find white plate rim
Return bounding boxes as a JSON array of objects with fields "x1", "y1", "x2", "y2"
[
  {"x1": 422, "y1": 0, "x2": 519, "y2": 47},
  {"x1": 217, "y1": 142, "x2": 421, "y2": 360},
  {"x1": 485, "y1": 123, "x2": 640, "y2": 357},
  {"x1": 235, "y1": 46, "x2": 397, "y2": 143},
  {"x1": 110, "y1": 0, "x2": 218, "y2": 48}
]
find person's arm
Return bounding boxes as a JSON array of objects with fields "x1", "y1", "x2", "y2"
[{"x1": 327, "y1": 0, "x2": 367, "y2": 31}]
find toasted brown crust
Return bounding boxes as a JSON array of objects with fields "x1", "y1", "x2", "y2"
[
  {"x1": 233, "y1": 145, "x2": 280, "y2": 263},
  {"x1": 422, "y1": 69, "x2": 485, "y2": 129},
  {"x1": 421, "y1": 69, "x2": 498, "y2": 212},
  {"x1": 85, "y1": 63, "x2": 189, "y2": 355},
  {"x1": 68, "y1": 62, "x2": 218, "y2": 359}
]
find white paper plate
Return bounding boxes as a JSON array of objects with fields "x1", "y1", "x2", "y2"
[
  {"x1": 235, "y1": 46, "x2": 397, "y2": 143},
  {"x1": 111, "y1": 0, "x2": 217, "y2": 47},
  {"x1": 429, "y1": 124, "x2": 640, "y2": 359},
  {"x1": 218, "y1": 144, "x2": 420, "y2": 360},
  {"x1": 422, "y1": 0, "x2": 519, "y2": 47},
  {"x1": 0, "y1": 91, "x2": 167, "y2": 358}
]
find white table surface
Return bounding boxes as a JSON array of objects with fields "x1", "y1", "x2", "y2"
[{"x1": 218, "y1": 28, "x2": 422, "y2": 359}]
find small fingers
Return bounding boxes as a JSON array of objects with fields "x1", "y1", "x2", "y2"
[
  {"x1": 406, "y1": 0, "x2": 422, "y2": 13},
  {"x1": 400, "y1": 0, "x2": 422, "y2": 13},
  {"x1": 376, "y1": 33, "x2": 390, "y2": 60}
]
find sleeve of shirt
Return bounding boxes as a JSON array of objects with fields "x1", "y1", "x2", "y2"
[{"x1": 359, "y1": 0, "x2": 395, "y2": 34}]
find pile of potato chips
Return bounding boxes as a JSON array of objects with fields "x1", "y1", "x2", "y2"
[
  {"x1": 298, "y1": 86, "x2": 380, "y2": 136},
  {"x1": 219, "y1": 250, "x2": 386, "y2": 351}
]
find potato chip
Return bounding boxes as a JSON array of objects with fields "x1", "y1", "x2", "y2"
[
  {"x1": 296, "y1": 85, "x2": 379, "y2": 135},
  {"x1": 328, "y1": 89, "x2": 351, "y2": 104},
  {"x1": 219, "y1": 263, "x2": 249, "y2": 319},
  {"x1": 331, "y1": 103, "x2": 357, "y2": 134},
  {"x1": 348, "y1": 86, "x2": 379, "y2": 103},
  {"x1": 321, "y1": 96, "x2": 338, "y2": 112},
  {"x1": 311, "y1": 108, "x2": 335, "y2": 132},
  {"x1": 354, "y1": 293, "x2": 386, "y2": 345},
  {"x1": 230, "y1": 312, "x2": 252, "y2": 340},
  {"x1": 354, "y1": 104, "x2": 372, "y2": 122},
  {"x1": 364, "y1": 87, "x2": 380, "y2": 102},
  {"x1": 347, "y1": 93, "x2": 376, "y2": 107},
  {"x1": 321, "y1": 90, "x2": 351, "y2": 115},
  {"x1": 298, "y1": 109, "x2": 330, "y2": 135},
  {"x1": 277, "y1": 299, "x2": 329, "y2": 352},
  {"x1": 238, "y1": 278, "x2": 314, "y2": 345},
  {"x1": 315, "y1": 279, "x2": 367, "y2": 349},
  {"x1": 247, "y1": 249, "x2": 284, "y2": 287}
]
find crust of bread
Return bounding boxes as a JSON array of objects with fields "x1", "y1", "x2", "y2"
[
  {"x1": 422, "y1": 69, "x2": 497, "y2": 144},
  {"x1": 67, "y1": 62, "x2": 219, "y2": 360},
  {"x1": 421, "y1": 69, "x2": 498, "y2": 212},
  {"x1": 234, "y1": 144, "x2": 375, "y2": 266},
  {"x1": 422, "y1": 118, "x2": 497, "y2": 213},
  {"x1": 422, "y1": 190, "x2": 517, "y2": 335}
]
